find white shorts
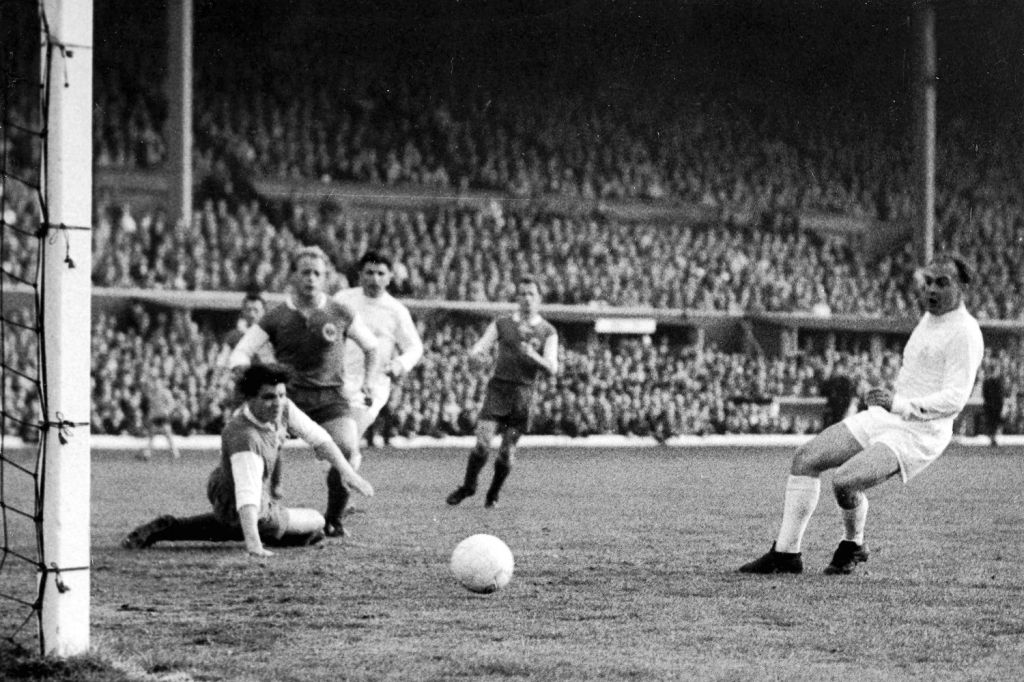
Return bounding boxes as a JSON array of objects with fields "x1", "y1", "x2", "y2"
[{"x1": 843, "y1": 406, "x2": 951, "y2": 483}]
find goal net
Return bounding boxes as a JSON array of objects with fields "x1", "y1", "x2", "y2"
[{"x1": 1, "y1": 0, "x2": 92, "y2": 657}]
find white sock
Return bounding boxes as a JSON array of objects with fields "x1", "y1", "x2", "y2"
[
  {"x1": 841, "y1": 495, "x2": 868, "y2": 545},
  {"x1": 775, "y1": 475, "x2": 821, "y2": 554}
]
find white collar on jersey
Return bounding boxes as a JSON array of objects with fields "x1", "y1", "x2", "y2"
[{"x1": 352, "y1": 286, "x2": 388, "y2": 302}]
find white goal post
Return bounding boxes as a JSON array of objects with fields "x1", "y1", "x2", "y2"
[{"x1": 40, "y1": 0, "x2": 93, "y2": 657}]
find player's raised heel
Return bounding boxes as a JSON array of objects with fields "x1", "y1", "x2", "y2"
[
  {"x1": 446, "y1": 486, "x2": 475, "y2": 506},
  {"x1": 484, "y1": 492, "x2": 499, "y2": 508},
  {"x1": 738, "y1": 542, "x2": 803, "y2": 574},
  {"x1": 823, "y1": 540, "x2": 869, "y2": 575},
  {"x1": 122, "y1": 515, "x2": 176, "y2": 549}
]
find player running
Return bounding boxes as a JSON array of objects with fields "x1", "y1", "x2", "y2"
[
  {"x1": 739, "y1": 252, "x2": 984, "y2": 575},
  {"x1": 446, "y1": 275, "x2": 558, "y2": 508},
  {"x1": 333, "y1": 250, "x2": 423, "y2": 463}
]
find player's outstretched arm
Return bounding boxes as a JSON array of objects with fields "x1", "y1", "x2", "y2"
[
  {"x1": 315, "y1": 441, "x2": 374, "y2": 497},
  {"x1": 286, "y1": 399, "x2": 374, "y2": 496},
  {"x1": 468, "y1": 321, "x2": 498, "y2": 366}
]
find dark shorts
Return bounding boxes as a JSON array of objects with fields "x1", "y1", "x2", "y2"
[
  {"x1": 478, "y1": 378, "x2": 533, "y2": 433},
  {"x1": 288, "y1": 384, "x2": 349, "y2": 424},
  {"x1": 206, "y1": 467, "x2": 289, "y2": 540}
]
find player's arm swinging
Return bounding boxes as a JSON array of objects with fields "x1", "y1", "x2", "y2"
[
  {"x1": 469, "y1": 321, "x2": 498, "y2": 366},
  {"x1": 346, "y1": 314, "x2": 381, "y2": 405},
  {"x1": 389, "y1": 311, "x2": 424, "y2": 379},
  {"x1": 228, "y1": 325, "x2": 271, "y2": 371},
  {"x1": 520, "y1": 332, "x2": 559, "y2": 376}
]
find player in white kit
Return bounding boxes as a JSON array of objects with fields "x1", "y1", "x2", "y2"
[
  {"x1": 739, "y1": 252, "x2": 984, "y2": 575},
  {"x1": 334, "y1": 250, "x2": 424, "y2": 469}
]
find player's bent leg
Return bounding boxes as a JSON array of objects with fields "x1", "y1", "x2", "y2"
[
  {"x1": 824, "y1": 444, "x2": 900, "y2": 575},
  {"x1": 486, "y1": 429, "x2": 520, "y2": 508},
  {"x1": 321, "y1": 416, "x2": 360, "y2": 536},
  {"x1": 740, "y1": 423, "x2": 864, "y2": 574},
  {"x1": 831, "y1": 443, "x2": 900, "y2": 505},
  {"x1": 447, "y1": 420, "x2": 496, "y2": 505},
  {"x1": 264, "y1": 508, "x2": 326, "y2": 547},
  {"x1": 790, "y1": 422, "x2": 864, "y2": 477}
]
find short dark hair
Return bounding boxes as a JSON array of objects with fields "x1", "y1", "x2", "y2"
[
  {"x1": 243, "y1": 290, "x2": 265, "y2": 305},
  {"x1": 237, "y1": 363, "x2": 291, "y2": 398},
  {"x1": 359, "y1": 250, "x2": 392, "y2": 270},
  {"x1": 517, "y1": 274, "x2": 540, "y2": 292},
  {"x1": 932, "y1": 251, "x2": 974, "y2": 285}
]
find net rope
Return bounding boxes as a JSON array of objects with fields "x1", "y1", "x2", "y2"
[{"x1": 0, "y1": 0, "x2": 60, "y2": 654}]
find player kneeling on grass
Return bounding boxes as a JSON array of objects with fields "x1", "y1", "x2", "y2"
[
  {"x1": 123, "y1": 363, "x2": 374, "y2": 558},
  {"x1": 739, "y1": 252, "x2": 983, "y2": 576}
]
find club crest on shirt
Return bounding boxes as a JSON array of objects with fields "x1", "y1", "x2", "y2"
[{"x1": 321, "y1": 322, "x2": 339, "y2": 343}]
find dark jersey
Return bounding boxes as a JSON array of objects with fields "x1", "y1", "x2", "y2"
[
  {"x1": 491, "y1": 315, "x2": 557, "y2": 386},
  {"x1": 258, "y1": 299, "x2": 354, "y2": 389}
]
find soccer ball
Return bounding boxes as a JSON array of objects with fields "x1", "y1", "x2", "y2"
[{"x1": 449, "y1": 534, "x2": 514, "y2": 593}]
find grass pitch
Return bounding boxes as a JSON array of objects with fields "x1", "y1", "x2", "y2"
[{"x1": 3, "y1": 444, "x2": 1023, "y2": 681}]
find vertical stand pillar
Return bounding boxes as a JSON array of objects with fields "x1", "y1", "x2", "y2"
[
  {"x1": 166, "y1": 0, "x2": 193, "y2": 227},
  {"x1": 913, "y1": 2, "x2": 936, "y2": 265}
]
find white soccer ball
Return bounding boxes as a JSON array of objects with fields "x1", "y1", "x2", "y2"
[{"x1": 449, "y1": 534, "x2": 515, "y2": 594}]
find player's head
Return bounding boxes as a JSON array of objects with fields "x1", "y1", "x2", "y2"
[
  {"x1": 515, "y1": 275, "x2": 542, "y2": 316},
  {"x1": 240, "y1": 290, "x2": 266, "y2": 326},
  {"x1": 358, "y1": 250, "x2": 393, "y2": 298},
  {"x1": 290, "y1": 246, "x2": 330, "y2": 300},
  {"x1": 916, "y1": 251, "x2": 971, "y2": 316},
  {"x1": 237, "y1": 363, "x2": 291, "y2": 422}
]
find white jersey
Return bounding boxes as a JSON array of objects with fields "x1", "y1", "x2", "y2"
[
  {"x1": 333, "y1": 287, "x2": 423, "y2": 399},
  {"x1": 890, "y1": 303, "x2": 984, "y2": 438}
]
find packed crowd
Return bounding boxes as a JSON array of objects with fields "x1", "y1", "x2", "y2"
[
  {"x1": 88, "y1": 199, "x2": 1021, "y2": 320},
  {"x1": 4, "y1": 305, "x2": 1020, "y2": 443},
  {"x1": 87, "y1": 23, "x2": 1023, "y2": 262}
]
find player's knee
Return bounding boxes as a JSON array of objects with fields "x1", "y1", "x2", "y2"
[
  {"x1": 497, "y1": 445, "x2": 516, "y2": 466},
  {"x1": 790, "y1": 444, "x2": 824, "y2": 477}
]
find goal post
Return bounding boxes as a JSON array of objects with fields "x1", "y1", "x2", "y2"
[{"x1": 39, "y1": 0, "x2": 93, "y2": 657}]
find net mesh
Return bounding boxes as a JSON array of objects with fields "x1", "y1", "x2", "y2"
[{"x1": 1, "y1": 0, "x2": 55, "y2": 653}]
